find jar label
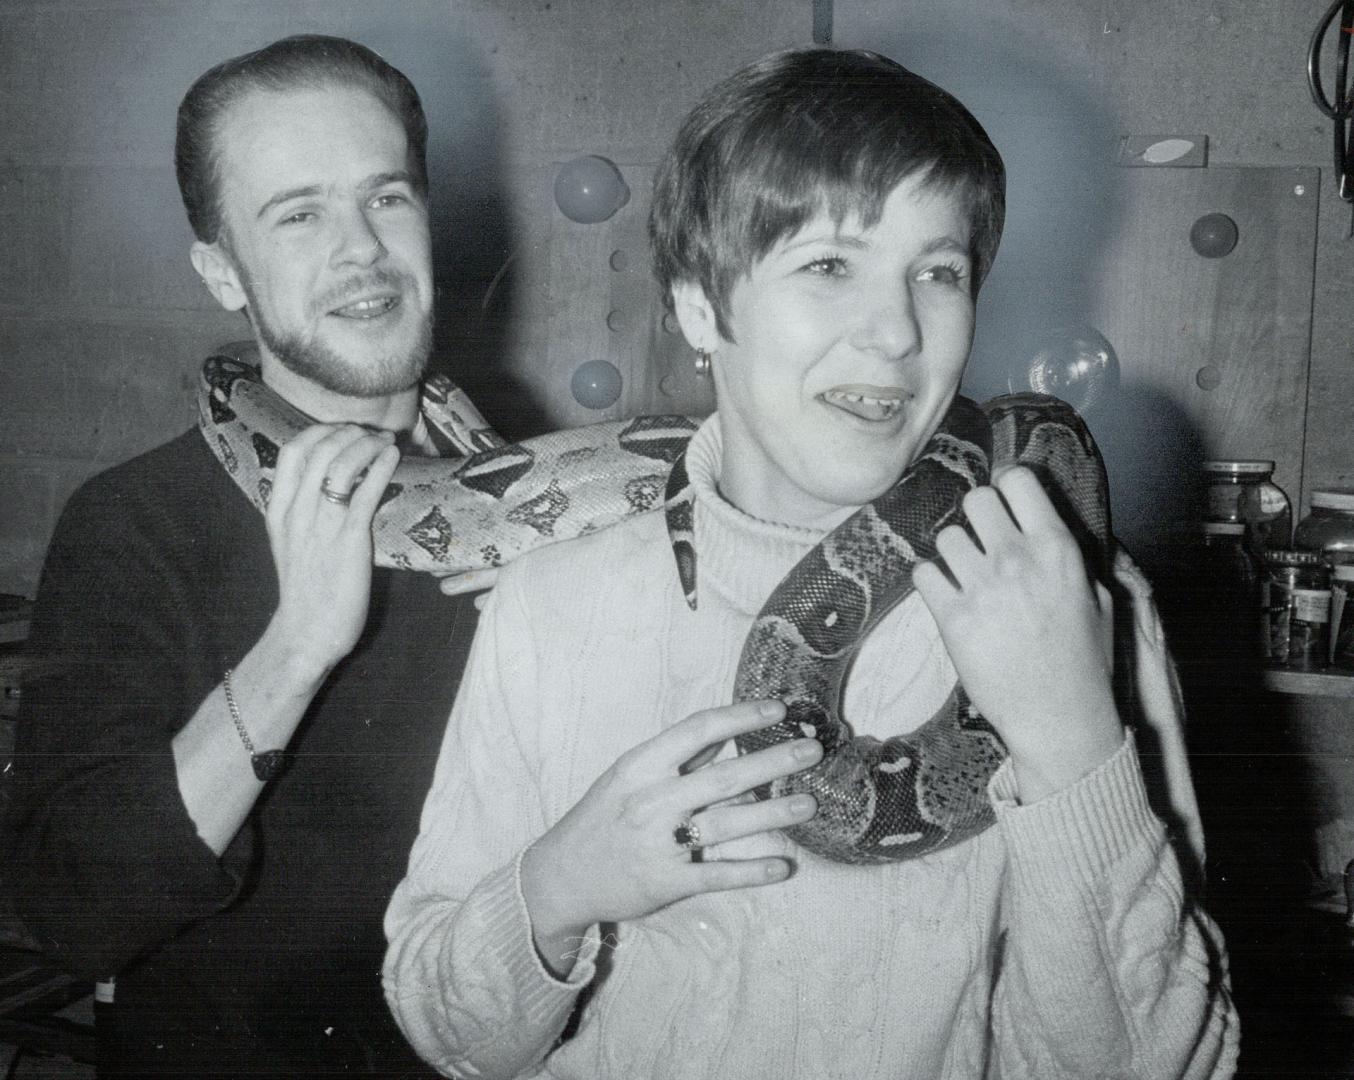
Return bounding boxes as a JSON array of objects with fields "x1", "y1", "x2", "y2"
[
  {"x1": 1291, "y1": 588, "x2": 1331, "y2": 622},
  {"x1": 1265, "y1": 582, "x2": 1331, "y2": 667},
  {"x1": 1333, "y1": 586, "x2": 1352, "y2": 665},
  {"x1": 1206, "y1": 486, "x2": 1241, "y2": 522},
  {"x1": 1258, "y1": 484, "x2": 1288, "y2": 515}
]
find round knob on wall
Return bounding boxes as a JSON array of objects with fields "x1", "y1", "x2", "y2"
[
  {"x1": 1189, "y1": 213, "x2": 1238, "y2": 258},
  {"x1": 571, "y1": 359, "x2": 622, "y2": 409},
  {"x1": 554, "y1": 156, "x2": 630, "y2": 224}
]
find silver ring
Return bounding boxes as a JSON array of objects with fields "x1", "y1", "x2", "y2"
[
  {"x1": 320, "y1": 478, "x2": 353, "y2": 506},
  {"x1": 673, "y1": 817, "x2": 702, "y2": 850}
]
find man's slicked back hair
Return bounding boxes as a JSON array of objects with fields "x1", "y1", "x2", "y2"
[
  {"x1": 649, "y1": 48, "x2": 1006, "y2": 340},
  {"x1": 176, "y1": 34, "x2": 429, "y2": 244}
]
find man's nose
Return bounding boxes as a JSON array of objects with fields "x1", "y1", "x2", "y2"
[{"x1": 331, "y1": 205, "x2": 385, "y2": 267}]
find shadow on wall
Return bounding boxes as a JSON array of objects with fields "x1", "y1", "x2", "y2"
[
  {"x1": 855, "y1": 12, "x2": 1203, "y2": 566},
  {"x1": 326, "y1": 16, "x2": 527, "y2": 431},
  {"x1": 411, "y1": 37, "x2": 533, "y2": 433}
]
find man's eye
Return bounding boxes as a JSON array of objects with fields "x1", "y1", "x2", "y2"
[
  {"x1": 372, "y1": 193, "x2": 408, "y2": 209},
  {"x1": 279, "y1": 211, "x2": 315, "y2": 226},
  {"x1": 802, "y1": 256, "x2": 847, "y2": 276}
]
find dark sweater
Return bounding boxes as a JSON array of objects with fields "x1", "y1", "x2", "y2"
[{"x1": 4, "y1": 427, "x2": 478, "y2": 1077}]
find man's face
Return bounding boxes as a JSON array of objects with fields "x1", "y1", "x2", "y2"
[{"x1": 201, "y1": 83, "x2": 434, "y2": 398}]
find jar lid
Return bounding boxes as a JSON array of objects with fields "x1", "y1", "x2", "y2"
[
  {"x1": 1201, "y1": 460, "x2": 1275, "y2": 475},
  {"x1": 1311, "y1": 489, "x2": 1354, "y2": 511},
  {"x1": 1266, "y1": 549, "x2": 1321, "y2": 565},
  {"x1": 1202, "y1": 522, "x2": 1245, "y2": 535}
]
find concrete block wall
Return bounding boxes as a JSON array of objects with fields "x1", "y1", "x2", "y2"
[
  {"x1": 0, "y1": 0, "x2": 811, "y2": 598},
  {"x1": 4, "y1": 0, "x2": 1353, "y2": 602}
]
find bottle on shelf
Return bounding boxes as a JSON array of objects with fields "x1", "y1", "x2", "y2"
[
  {"x1": 1262, "y1": 549, "x2": 1331, "y2": 670},
  {"x1": 1191, "y1": 521, "x2": 1266, "y2": 663},
  {"x1": 1202, "y1": 460, "x2": 1292, "y2": 554},
  {"x1": 1295, "y1": 489, "x2": 1354, "y2": 666}
]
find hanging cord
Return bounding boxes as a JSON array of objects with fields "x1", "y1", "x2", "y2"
[{"x1": 1307, "y1": 0, "x2": 1354, "y2": 234}]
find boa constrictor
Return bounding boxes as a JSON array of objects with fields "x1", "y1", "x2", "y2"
[
  {"x1": 199, "y1": 356, "x2": 1108, "y2": 865},
  {"x1": 199, "y1": 355, "x2": 698, "y2": 570}
]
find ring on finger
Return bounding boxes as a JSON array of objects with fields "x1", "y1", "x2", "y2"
[
  {"x1": 673, "y1": 816, "x2": 703, "y2": 851},
  {"x1": 320, "y1": 477, "x2": 353, "y2": 506}
]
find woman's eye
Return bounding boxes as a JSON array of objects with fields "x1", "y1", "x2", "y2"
[
  {"x1": 279, "y1": 211, "x2": 315, "y2": 226},
  {"x1": 371, "y1": 193, "x2": 408, "y2": 209},
  {"x1": 917, "y1": 262, "x2": 968, "y2": 286},
  {"x1": 802, "y1": 256, "x2": 848, "y2": 276}
]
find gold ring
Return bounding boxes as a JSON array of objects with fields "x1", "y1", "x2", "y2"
[{"x1": 320, "y1": 478, "x2": 353, "y2": 506}]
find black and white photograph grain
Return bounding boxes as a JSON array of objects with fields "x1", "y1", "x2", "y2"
[{"x1": 2, "y1": 2, "x2": 1352, "y2": 1078}]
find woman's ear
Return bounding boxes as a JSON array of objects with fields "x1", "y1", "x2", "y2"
[{"x1": 669, "y1": 280, "x2": 720, "y2": 354}]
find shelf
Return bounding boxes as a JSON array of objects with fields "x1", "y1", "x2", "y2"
[
  {"x1": 1262, "y1": 667, "x2": 1354, "y2": 697},
  {"x1": 0, "y1": 597, "x2": 31, "y2": 646},
  {"x1": 1179, "y1": 658, "x2": 1354, "y2": 697}
]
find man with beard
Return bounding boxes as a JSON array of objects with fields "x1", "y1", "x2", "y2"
[{"x1": 4, "y1": 36, "x2": 480, "y2": 1077}]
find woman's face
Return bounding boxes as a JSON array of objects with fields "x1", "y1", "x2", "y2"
[{"x1": 674, "y1": 174, "x2": 977, "y2": 530}]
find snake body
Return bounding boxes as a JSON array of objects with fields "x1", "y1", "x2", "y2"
[
  {"x1": 200, "y1": 358, "x2": 1107, "y2": 864},
  {"x1": 730, "y1": 395, "x2": 1109, "y2": 864},
  {"x1": 200, "y1": 355, "x2": 697, "y2": 571}
]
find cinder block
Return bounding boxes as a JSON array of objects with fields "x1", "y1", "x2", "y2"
[
  {"x1": 0, "y1": 453, "x2": 114, "y2": 597},
  {"x1": 0, "y1": 458, "x2": 57, "y2": 598},
  {"x1": 66, "y1": 165, "x2": 213, "y2": 313},
  {"x1": 0, "y1": 316, "x2": 241, "y2": 463},
  {"x1": 0, "y1": 165, "x2": 73, "y2": 306}
]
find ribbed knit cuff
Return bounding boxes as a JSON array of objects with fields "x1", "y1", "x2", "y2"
[
  {"x1": 989, "y1": 731, "x2": 1165, "y2": 896},
  {"x1": 482, "y1": 853, "x2": 599, "y2": 1007}
]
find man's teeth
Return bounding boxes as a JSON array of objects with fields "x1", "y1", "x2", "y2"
[{"x1": 333, "y1": 297, "x2": 397, "y2": 318}]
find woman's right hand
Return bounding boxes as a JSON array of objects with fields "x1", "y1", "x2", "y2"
[{"x1": 520, "y1": 699, "x2": 821, "y2": 977}]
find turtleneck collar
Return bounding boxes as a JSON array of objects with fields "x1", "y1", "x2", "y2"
[{"x1": 682, "y1": 414, "x2": 844, "y2": 616}]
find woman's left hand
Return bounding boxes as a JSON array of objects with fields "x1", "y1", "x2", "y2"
[{"x1": 912, "y1": 465, "x2": 1123, "y2": 802}]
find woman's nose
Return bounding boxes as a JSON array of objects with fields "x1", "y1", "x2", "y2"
[{"x1": 850, "y1": 285, "x2": 921, "y2": 360}]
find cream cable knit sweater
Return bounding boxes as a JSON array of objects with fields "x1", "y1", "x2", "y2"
[{"x1": 384, "y1": 417, "x2": 1238, "y2": 1080}]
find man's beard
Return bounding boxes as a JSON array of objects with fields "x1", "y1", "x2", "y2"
[{"x1": 249, "y1": 271, "x2": 432, "y2": 398}]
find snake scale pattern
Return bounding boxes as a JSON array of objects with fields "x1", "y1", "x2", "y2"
[
  {"x1": 200, "y1": 355, "x2": 698, "y2": 571},
  {"x1": 200, "y1": 357, "x2": 1108, "y2": 865},
  {"x1": 728, "y1": 395, "x2": 1110, "y2": 864}
]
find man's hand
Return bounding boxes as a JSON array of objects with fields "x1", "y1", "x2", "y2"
[
  {"x1": 263, "y1": 423, "x2": 401, "y2": 677},
  {"x1": 913, "y1": 466, "x2": 1123, "y2": 802},
  {"x1": 175, "y1": 424, "x2": 401, "y2": 853},
  {"x1": 437, "y1": 567, "x2": 499, "y2": 607},
  {"x1": 520, "y1": 700, "x2": 821, "y2": 977}
]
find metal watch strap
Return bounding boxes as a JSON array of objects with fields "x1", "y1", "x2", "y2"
[{"x1": 222, "y1": 667, "x2": 288, "y2": 782}]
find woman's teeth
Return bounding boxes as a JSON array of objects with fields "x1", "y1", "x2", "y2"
[{"x1": 821, "y1": 388, "x2": 903, "y2": 421}]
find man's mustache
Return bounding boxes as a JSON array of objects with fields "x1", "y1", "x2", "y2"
[{"x1": 313, "y1": 268, "x2": 415, "y2": 313}]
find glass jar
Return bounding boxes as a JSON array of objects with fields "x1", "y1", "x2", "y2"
[
  {"x1": 1294, "y1": 489, "x2": 1354, "y2": 567},
  {"x1": 1262, "y1": 549, "x2": 1331, "y2": 669},
  {"x1": 1191, "y1": 522, "x2": 1265, "y2": 661},
  {"x1": 1202, "y1": 460, "x2": 1292, "y2": 552},
  {"x1": 1329, "y1": 564, "x2": 1354, "y2": 667}
]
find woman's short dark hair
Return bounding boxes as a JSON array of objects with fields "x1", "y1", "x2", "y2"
[
  {"x1": 176, "y1": 34, "x2": 429, "y2": 244},
  {"x1": 649, "y1": 48, "x2": 1006, "y2": 340}
]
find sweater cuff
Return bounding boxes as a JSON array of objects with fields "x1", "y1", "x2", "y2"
[
  {"x1": 988, "y1": 731, "x2": 1165, "y2": 895},
  {"x1": 468, "y1": 854, "x2": 598, "y2": 1031}
]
